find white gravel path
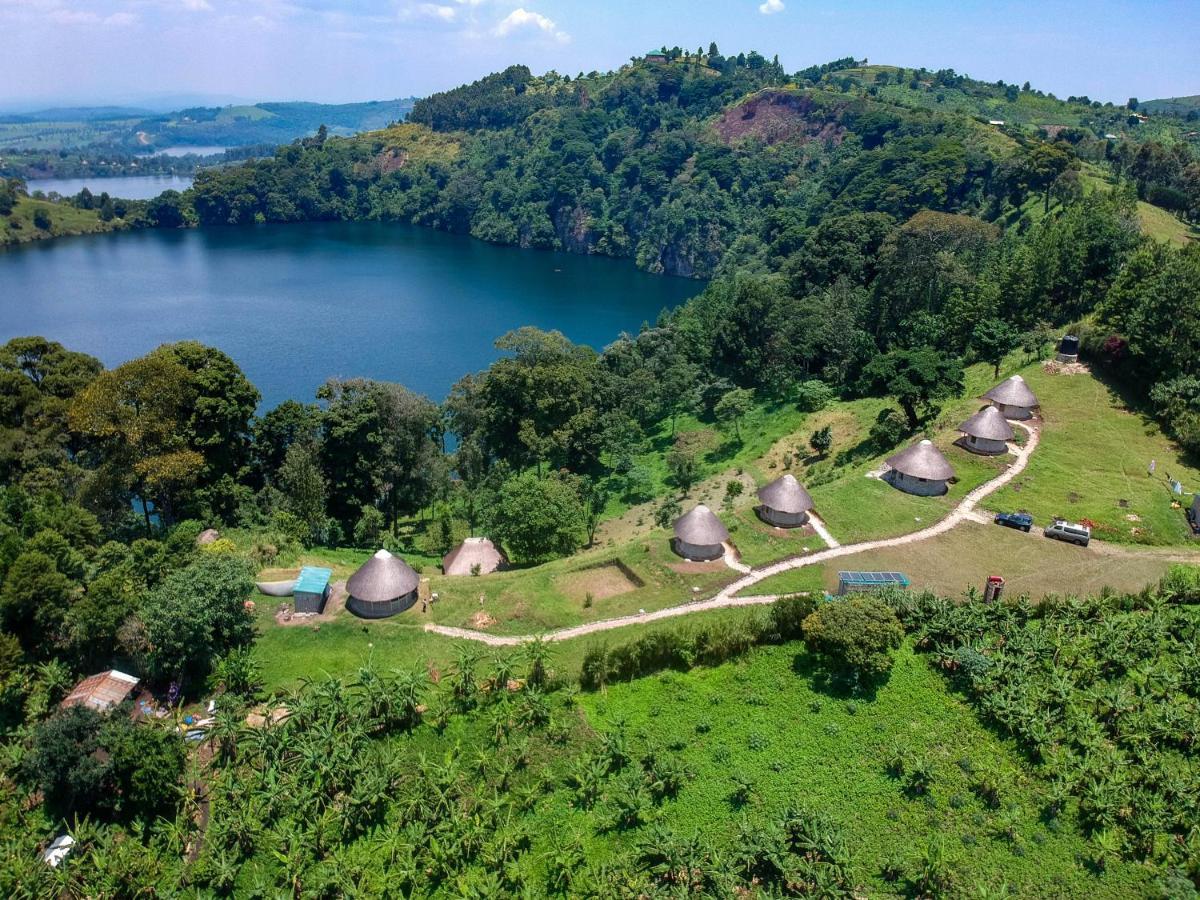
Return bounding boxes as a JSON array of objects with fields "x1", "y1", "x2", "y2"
[{"x1": 427, "y1": 422, "x2": 1044, "y2": 647}]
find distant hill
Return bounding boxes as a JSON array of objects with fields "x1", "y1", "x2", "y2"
[
  {"x1": 0, "y1": 98, "x2": 419, "y2": 154},
  {"x1": 1141, "y1": 95, "x2": 1200, "y2": 118}
]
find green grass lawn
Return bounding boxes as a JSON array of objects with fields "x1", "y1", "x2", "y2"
[
  {"x1": 746, "y1": 521, "x2": 1174, "y2": 600},
  {"x1": 983, "y1": 365, "x2": 1200, "y2": 545},
  {"x1": 1, "y1": 196, "x2": 123, "y2": 245},
  {"x1": 578, "y1": 641, "x2": 1151, "y2": 897}
]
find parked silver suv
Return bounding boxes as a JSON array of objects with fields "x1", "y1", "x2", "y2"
[{"x1": 1044, "y1": 519, "x2": 1091, "y2": 547}]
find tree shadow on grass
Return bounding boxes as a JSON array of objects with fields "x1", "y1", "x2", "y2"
[
  {"x1": 789, "y1": 650, "x2": 887, "y2": 702},
  {"x1": 1084, "y1": 362, "x2": 1200, "y2": 468}
]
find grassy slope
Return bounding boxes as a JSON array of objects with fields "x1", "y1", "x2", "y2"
[
  {"x1": 983, "y1": 365, "x2": 1200, "y2": 545},
  {"x1": 746, "y1": 520, "x2": 1175, "y2": 600},
  {"x1": 0, "y1": 196, "x2": 122, "y2": 245},
  {"x1": 248, "y1": 355, "x2": 1200, "y2": 691},
  {"x1": 579, "y1": 642, "x2": 1150, "y2": 897}
]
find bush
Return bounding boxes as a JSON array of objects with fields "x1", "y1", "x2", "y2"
[
  {"x1": 802, "y1": 597, "x2": 904, "y2": 683},
  {"x1": 769, "y1": 594, "x2": 818, "y2": 641},
  {"x1": 868, "y1": 407, "x2": 910, "y2": 450},
  {"x1": 795, "y1": 379, "x2": 835, "y2": 412}
]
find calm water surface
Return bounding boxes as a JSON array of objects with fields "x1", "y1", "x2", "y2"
[
  {"x1": 27, "y1": 174, "x2": 194, "y2": 200},
  {"x1": 0, "y1": 221, "x2": 700, "y2": 407}
]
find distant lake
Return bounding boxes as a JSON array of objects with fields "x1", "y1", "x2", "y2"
[
  {"x1": 0, "y1": 221, "x2": 701, "y2": 408},
  {"x1": 27, "y1": 174, "x2": 193, "y2": 200},
  {"x1": 143, "y1": 145, "x2": 231, "y2": 158}
]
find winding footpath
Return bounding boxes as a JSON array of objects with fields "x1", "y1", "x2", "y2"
[{"x1": 426, "y1": 423, "x2": 1050, "y2": 648}]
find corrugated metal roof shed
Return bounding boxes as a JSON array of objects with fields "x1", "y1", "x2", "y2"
[
  {"x1": 295, "y1": 566, "x2": 332, "y2": 595},
  {"x1": 61, "y1": 670, "x2": 139, "y2": 712}
]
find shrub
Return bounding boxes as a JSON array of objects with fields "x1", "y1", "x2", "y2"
[
  {"x1": 795, "y1": 379, "x2": 834, "y2": 412},
  {"x1": 802, "y1": 597, "x2": 904, "y2": 683},
  {"x1": 769, "y1": 594, "x2": 817, "y2": 641},
  {"x1": 868, "y1": 407, "x2": 910, "y2": 450}
]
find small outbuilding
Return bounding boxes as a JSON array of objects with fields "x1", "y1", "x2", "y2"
[
  {"x1": 837, "y1": 571, "x2": 911, "y2": 596},
  {"x1": 984, "y1": 375, "x2": 1039, "y2": 420},
  {"x1": 885, "y1": 439, "x2": 956, "y2": 496},
  {"x1": 957, "y1": 406, "x2": 1015, "y2": 456},
  {"x1": 756, "y1": 473, "x2": 815, "y2": 527},
  {"x1": 672, "y1": 504, "x2": 729, "y2": 561},
  {"x1": 442, "y1": 537, "x2": 506, "y2": 576},
  {"x1": 61, "y1": 670, "x2": 139, "y2": 712},
  {"x1": 293, "y1": 566, "x2": 332, "y2": 614},
  {"x1": 346, "y1": 549, "x2": 420, "y2": 619}
]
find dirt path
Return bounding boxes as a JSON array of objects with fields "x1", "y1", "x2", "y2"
[{"x1": 421, "y1": 422, "x2": 1192, "y2": 647}]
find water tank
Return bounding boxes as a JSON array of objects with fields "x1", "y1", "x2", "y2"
[{"x1": 1058, "y1": 334, "x2": 1080, "y2": 356}]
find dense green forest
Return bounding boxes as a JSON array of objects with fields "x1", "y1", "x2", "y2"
[{"x1": 2, "y1": 48, "x2": 1200, "y2": 896}]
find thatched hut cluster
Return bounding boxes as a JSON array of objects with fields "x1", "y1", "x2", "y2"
[
  {"x1": 984, "y1": 375, "x2": 1039, "y2": 420},
  {"x1": 885, "y1": 439, "x2": 955, "y2": 496},
  {"x1": 672, "y1": 505, "x2": 729, "y2": 561},
  {"x1": 442, "y1": 537, "x2": 506, "y2": 576},
  {"x1": 957, "y1": 406, "x2": 1014, "y2": 455},
  {"x1": 346, "y1": 549, "x2": 419, "y2": 618},
  {"x1": 756, "y1": 474, "x2": 815, "y2": 527}
]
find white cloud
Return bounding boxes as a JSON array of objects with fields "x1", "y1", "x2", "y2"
[
  {"x1": 181, "y1": 0, "x2": 213, "y2": 11},
  {"x1": 759, "y1": 0, "x2": 784, "y2": 14},
  {"x1": 417, "y1": 3, "x2": 456, "y2": 21},
  {"x1": 494, "y1": 7, "x2": 568, "y2": 43}
]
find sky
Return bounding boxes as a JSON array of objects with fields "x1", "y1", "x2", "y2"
[{"x1": 2, "y1": 0, "x2": 1197, "y2": 109}]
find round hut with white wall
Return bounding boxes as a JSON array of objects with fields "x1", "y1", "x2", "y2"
[
  {"x1": 346, "y1": 549, "x2": 420, "y2": 618},
  {"x1": 756, "y1": 473, "x2": 815, "y2": 528},
  {"x1": 672, "y1": 504, "x2": 729, "y2": 561},
  {"x1": 442, "y1": 537, "x2": 506, "y2": 576},
  {"x1": 957, "y1": 406, "x2": 1014, "y2": 456},
  {"x1": 885, "y1": 439, "x2": 956, "y2": 496},
  {"x1": 984, "y1": 375, "x2": 1039, "y2": 420}
]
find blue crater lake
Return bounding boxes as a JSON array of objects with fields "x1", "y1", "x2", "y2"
[
  {"x1": 0, "y1": 222, "x2": 701, "y2": 408},
  {"x1": 27, "y1": 174, "x2": 195, "y2": 200}
]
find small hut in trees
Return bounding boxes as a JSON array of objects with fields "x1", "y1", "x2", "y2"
[
  {"x1": 756, "y1": 473, "x2": 815, "y2": 527},
  {"x1": 61, "y1": 670, "x2": 139, "y2": 712},
  {"x1": 346, "y1": 549, "x2": 419, "y2": 618},
  {"x1": 984, "y1": 375, "x2": 1039, "y2": 420},
  {"x1": 957, "y1": 406, "x2": 1014, "y2": 455},
  {"x1": 672, "y1": 504, "x2": 729, "y2": 561},
  {"x1": 885, "y1": 439, "x2": 955, "y2": 496},
  {"x1": 442, "y1": 537, "x2": 506, "y2": 576}
]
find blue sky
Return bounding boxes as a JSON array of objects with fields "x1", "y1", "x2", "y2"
[{"x1": 2, "y1": 0, "x2": 1197, "y2": 108}]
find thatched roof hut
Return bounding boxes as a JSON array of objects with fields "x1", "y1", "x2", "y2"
[
  {"x1": 442, "y1": 537, "x2": 505, "y2": 576},
  {"x1": 958, "y1": 406, "x2": 1014, "y2": 455},
  {"x1": 673, "y1": 504, "x2": 729, "y2": 561},
  {"x1": 346, "y1": 549, "x2": 420, "y2": 618},
  {"x1": 757, "y1": 474, "x2": 815, "y2": 527},
  {"x1": 984, "y1": 375, "x2": 1039, "y2": 420},
  {"x1": 885, "y1": 439, "x2": 955, "y2": 496}
]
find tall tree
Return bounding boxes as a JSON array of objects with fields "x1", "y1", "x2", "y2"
[{"x1": 860, "y1": 347, "x2": 964, "y2": 429}]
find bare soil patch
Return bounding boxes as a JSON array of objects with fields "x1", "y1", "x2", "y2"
[
  {"x1": 667, "y1": 559, "x2": 728, "y2": 575},
  {"x1": 557, "y1": 561, "x2": 643, "y2": 602},
  {"x1": 469, "y1": 611, "x2": 498, "y2": 629},
  {"x1": 714, "y1": 90, "x2": 846, "y2": 147},
  {"x1": 272, "y1": 580, "x2": 347, "y2": 627}
]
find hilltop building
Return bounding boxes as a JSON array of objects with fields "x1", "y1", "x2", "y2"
[
  {"x1": 885, "y1": 439, "x2": 955, "y2": 496},
  {"x1": 346, "y1": 549, "x2": 419, "y2": 618},
  {"x1": 673, "y1": 504, "x2": 729, "y2": 561},
  {"x1": 756, "y1": 473, "x2": 815, "y2": 527},
  {"x1": 984, "y1": 375, "x2": 1040, "y2": 420},
  {"x1": 957, "y1": 406, "x2": 1015, "y2": 455}
]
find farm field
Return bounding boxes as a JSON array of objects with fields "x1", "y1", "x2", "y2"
[{"x1": 575, "y1": 640, "x2": 1152, "y2": 897}]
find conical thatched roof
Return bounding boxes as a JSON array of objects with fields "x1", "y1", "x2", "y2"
[
  {"x1": 442, "y1": 537, "x2": 505, "y2": 576},
  {"x1": 958, "y1": 406, "x2": 1015, "y2": 442},
  {"x1": 673, "y1": 504, "x2": 729, "y2": 545},
  {"x1": 757, "y1": 474, "x2": 815, "y2": 514},
  {"x1": 886, "y1": 439, "x2": 956, "y2": 481},
  {"x1": 347, "y1": 549, "x2": 419, "y2": 603},
  {"x1": 984, "y1": 375, "x2": 1039, "y2": 408}
]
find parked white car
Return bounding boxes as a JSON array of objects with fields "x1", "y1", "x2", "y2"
[{"x1": 1044, "y1": 519, "x2": 1091, "y2": 547}]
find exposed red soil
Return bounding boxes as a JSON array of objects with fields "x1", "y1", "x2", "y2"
[{"x1": 714, "y1": 91, "x2": 846, "y2": 147}]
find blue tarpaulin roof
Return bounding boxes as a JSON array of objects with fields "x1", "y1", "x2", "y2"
[
  {"x1": 295, "y1": 566, "x2": 332, "y2": 594},
  {"x1": 837, "y1": 571, "x2": 911, "y2": 587}
]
